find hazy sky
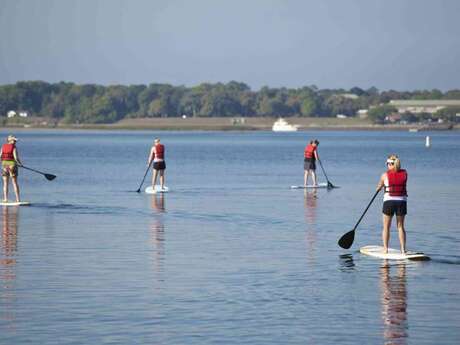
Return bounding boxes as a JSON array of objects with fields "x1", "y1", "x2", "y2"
[{"x1": 1, "y1": 0, "x2": 459, "y2": 90}]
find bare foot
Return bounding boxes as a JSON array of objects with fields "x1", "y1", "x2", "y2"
[{"x1": 383, "y1": 247, "x2": 388, "y2": 254}]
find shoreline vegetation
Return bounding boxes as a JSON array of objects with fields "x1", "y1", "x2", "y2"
[
  {"x1": 1, "y1": 116, "x2": 457, "y2": 131},
  {"x1": 2, "y1": 81, "x2": 460, "y2": 129}
]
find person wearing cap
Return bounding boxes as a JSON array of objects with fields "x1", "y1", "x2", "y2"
[
  {"x1": 304, "y1": 139, "x2": 320, "y2": 186},
  {"x1": 147, "y1": 138, "x2": 166, "y2": 190},
  {"x1": 376, "y1": 154, "x2": 408, "y2": 254},
  {"x1": 1, "y1": 135, "x2": 22, "y2": 202}
]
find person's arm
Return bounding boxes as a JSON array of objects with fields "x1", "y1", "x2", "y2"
[
  {"x1": 376, "y1": 173, "x2": 386, "y2": 191},
  {"x1": 147, "y1": 147, "x2": 155, "y2": 166},
  {"x1": 314, "y1": 148, "x2": 319, "y2": 160},
  {"x1": 13, "y1": 148, "x2": 22, "y2": 165}
]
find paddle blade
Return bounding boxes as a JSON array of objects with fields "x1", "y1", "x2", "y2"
[
  {"x1": 45, "y1": 174, "x2": 56, "y2": 181},
  {"x1": 338, "y1": 230, "x2": 355, "y2": 249},
  {"x1": 327, "y1": 181, "x2": 335, "y2": 189}
]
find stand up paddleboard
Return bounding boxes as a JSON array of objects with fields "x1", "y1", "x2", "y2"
[
  {"x1": 145, "y1": 186, "x2": 169, "y2": 194},
  {"x1": 0, "y1": 201, "x2": 31, "y2": 206},
  {"x1": 360, "y1": 245, "x2": 430, "y2": 261},
  {"x1": 290, "y1": 183, "x2": 328, "y2": 189}
]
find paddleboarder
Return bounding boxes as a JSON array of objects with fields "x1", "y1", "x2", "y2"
[
  {"x1": 147, "y1": 138, "x2": 166, "y2": 190},
  {"x1": 304, "y1": 139, "x2": 319, "y2": 186},
  {"x1": 376, "y1": 154, "x2": 407, "y2": 254},
  {"x1": 1, "y1": 135, "x2": 22, "y2": 202}
]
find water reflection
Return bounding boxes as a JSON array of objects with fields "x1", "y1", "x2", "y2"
[
  {"x1": 380, "y1": 263, "x2": 408, "y2": 345},
  {"x1": 150, "y1": 194, "x2": 165, "y2": 277},
  {"x1": 304, "y1": 189, "x2": 317, "y2": 264},
  {"x1": 0, "y1": 206, "x2": 19, "y2": 329},
  {"x1": 339, "y1": 254, "x2": 355, "y2": 272}
]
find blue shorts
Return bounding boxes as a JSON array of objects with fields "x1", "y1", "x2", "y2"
[
  {"x1": 153, "y1": 161, "x2": 166, "y2": 170},
  {"x1": 382, "y1": 200, "x2": 407, "y2": 216},
  {"x1": 304, "y1": 158, "x2": 316, "y2": 170}
]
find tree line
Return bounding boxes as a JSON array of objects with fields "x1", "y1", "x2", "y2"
[{"x1": 1, "y1": 81, "x2": 460, "y2": 124}]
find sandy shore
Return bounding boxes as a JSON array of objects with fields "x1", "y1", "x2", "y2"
[{"x1": 1, "y1": 117, "x2": 457, "y2": 131}]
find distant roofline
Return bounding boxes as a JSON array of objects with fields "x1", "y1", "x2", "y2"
[{"x1": 390, "y1": 100, "x2": 460, "y2": 106}]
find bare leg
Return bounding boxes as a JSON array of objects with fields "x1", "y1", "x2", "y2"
[
  {"x1": 382, "y1": 214, "x2": 392, "y2": 253},
  {"x1": 304, "y1": 170, "x2": 308, "y2": 186},
  {"x1": 396, "y1": 215, "x2": 406, "y2": 254},
  {"x1": 152, "y1": 169, "x2": 159, "y2": 187},
  {"x1": 159, "y1": 170, "x2": 165, "y2": 189},
  {"x1": 11, "y1": 176, "x2": 20, "y2": 202},
  {"x1": 311, "y1": 170, "x2": 317, "y2": 186},
  {"x1": 2, "y1": 176, "x2": 8, "y2": 201}
]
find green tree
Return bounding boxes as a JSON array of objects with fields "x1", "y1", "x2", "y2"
[{"x1": 368, "y1": 105, "x2": 398, "y2": 124}]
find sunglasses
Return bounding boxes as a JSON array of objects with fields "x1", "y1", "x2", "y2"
[{"x1": 386, "y1": 161, "x2": 394, "y2": 165}]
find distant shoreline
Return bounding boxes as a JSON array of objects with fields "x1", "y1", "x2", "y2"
[{"x1": 1, "y1": 117, "x2": 458, "y2": 131}]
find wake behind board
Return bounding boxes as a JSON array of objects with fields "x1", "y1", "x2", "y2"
[
  {"x1": 290, "y1": 183, "x2": 328, "y2": 189},
  {"x1": 145, "y1": 186, "x2": 169, "y2": 194},
  {"x1": 360, "y1": 245, "x2": 429, "y2": 261},
  {"x1": 0, "y1": 201, "x2": 31, "y2": 206}
]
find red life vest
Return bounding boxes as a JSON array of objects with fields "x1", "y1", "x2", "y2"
[
  {"x1": 1, "y1": 143, "x2": 15, "y2": 161},
  {"x1": 155, "y1": 144, "x2": 165, "y2": 159},
  {"x1": 304, "y1": 144, "x2": 316, "y2": 159},
  {"x1": 385, "y1": 169, "x2": 408, "y2": 196}
]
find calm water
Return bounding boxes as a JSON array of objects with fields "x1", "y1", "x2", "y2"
[{"x1": 1, "y1": 129, "x2": 459, "y2": 345}]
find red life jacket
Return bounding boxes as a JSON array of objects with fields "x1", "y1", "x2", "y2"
[
  {"x1": 1, "y1": 143, "x2": 15, "y2": 161},
  {"x1": 304, "y1": 144, "x2": 316, "y2": 159},
  {"x1": 385, "y1": 169, "x2": 408, "y2": 196},
  {"x1": 155, "y1": 144, "x2": 165, "y2": 159}
]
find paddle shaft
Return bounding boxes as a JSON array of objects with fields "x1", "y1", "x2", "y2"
[
  {"x1": 19, "y1": 165, "x2": 49, "y2": 176},
  {"x1": 317, "y1": 158, "x2": 334, "y2": 187},
  {"x1": 136, "y1": 161, "x2": 152, "y2": 192},
  {"x1": 352, "y1": 189, "x2": 381, "y2": 231}
]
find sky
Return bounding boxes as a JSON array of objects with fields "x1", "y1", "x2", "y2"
[{"x1": 0, "y1": 0, "x2": 459, "y2": 91}]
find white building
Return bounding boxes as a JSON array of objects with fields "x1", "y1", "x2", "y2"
[
  {"x1": 7, "y1": 110, "x2": 16, "y2": 118},
  {"x1": 389, "y1": 100, "x2": 460, "y2": 114}
]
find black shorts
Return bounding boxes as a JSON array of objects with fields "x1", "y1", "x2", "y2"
[
  {"x1": 153, "y1": 161, "x2": 166, "y2": 170},
  {"x1": 304, "y1": 158, "x2": 316, "y2": 170},
  {"x1": 382, "y1": 200, "x2": 407, "y2": 216}
]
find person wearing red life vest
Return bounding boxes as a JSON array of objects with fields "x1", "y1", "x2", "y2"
[
  {"x1": 147, "y1": 138, "x2": 166, "y2": 190},
  {"x1": 304, "y1": 139, "x2": 319, "y2": 186},
  {"x1": 376, "y1": 154, "x2": 408, "y2": 254},
  {"x1": 1, "y1": 135, "x2": 22, "y2": 202}
]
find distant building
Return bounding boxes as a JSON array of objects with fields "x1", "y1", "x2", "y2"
[
  {"x1": 385, "y1": 113, "x2": 402, "y2": 123},
  {"x1": 339, "y1": 93, "x2": 359, "y2": 100},
  {"x1": 336, "y1": 114, "x2": 347, "y2": 119},
  {"x1": 389, "y1": 100, "x2": 460, "y2": 114},
  {"x1": 357, "y1": 109, "x2": 368, "y2": 118},
  {"x1": 6, "y1": 110, "x2": 28, "y2": 118}
]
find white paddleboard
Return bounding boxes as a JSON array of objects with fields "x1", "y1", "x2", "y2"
[
  {"x1": 145, "y1": 186, "x2": 169, "y2": 194},
  {"x1": 0, "y1": 201, "x2": 31, "y2": 206},
  {"x1": 290, "y1": 183, "x2": 328, "y2": 189},
  {"x1": 360, "y1": 245, "x2": 429, "y2": 261}
]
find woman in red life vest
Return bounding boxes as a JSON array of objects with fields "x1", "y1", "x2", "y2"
[
  {"x1": 147, "y1": 138, "x2": 166, "y2": 190},
  {"x1": 0, "y1": 135, "x2": 22, "y2": 202},
  {"x1": 304, "y1": 139, "x2": 319, "y2": 186},
  {"x1": 376, "y1": 154, "x2": 408, "y2": 254}
]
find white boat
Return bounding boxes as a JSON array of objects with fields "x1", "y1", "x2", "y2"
[{"x1": 272, "y1": 118, "x2": 299, "y2": 132}]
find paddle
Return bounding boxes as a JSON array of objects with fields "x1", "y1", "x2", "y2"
[
  {"x1": 317, "y1": 158, "x2": 336, "y2": 189},
  {"x1": 338, "y1": 189, "x2": 380, "y2": 249},
  {"x1": 19, "y1": 165, "x2": 56, "y2": 181},
  {"x1": 136, "y1": 161, "x2": 152, "y2": 193}
]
